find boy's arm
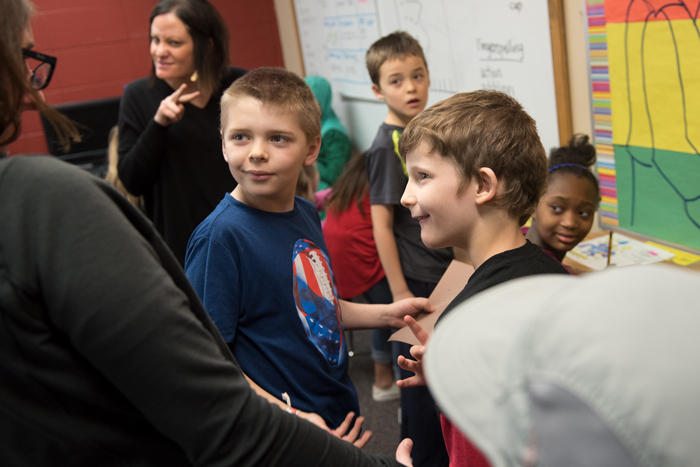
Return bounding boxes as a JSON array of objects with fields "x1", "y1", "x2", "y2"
[
  {"x1": 243, "y1": 373, "x2": 371, "y2": 446},
  {"x1": 339, "y1": 298, "x2": 434, "y2": 330},
  {"x1": 371, "y1": 204, "x2": 414, "y2": 301}
]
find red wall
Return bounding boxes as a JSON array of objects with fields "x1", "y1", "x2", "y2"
[{"x1": 10, "y1": 0, "x2": 284, "y2": 155}]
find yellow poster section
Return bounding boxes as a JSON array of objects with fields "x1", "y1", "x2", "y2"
[{"x1": 607, "y1": 20, "x2": 700, "y2": 153}]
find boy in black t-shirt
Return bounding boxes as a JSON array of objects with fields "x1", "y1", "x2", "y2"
[
  {"x1": 365, "y1": 31, "x2": 453, "y2": 466},
  {"x1": 396, "y1": 90, "x2": 570, "y2": 466}
]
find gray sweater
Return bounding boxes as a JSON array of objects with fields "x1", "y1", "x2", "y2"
[{"x1": 0, "y1": 155, "x2": 399, "y2": 467}]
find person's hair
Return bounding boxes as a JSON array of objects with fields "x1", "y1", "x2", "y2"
[
  {"x1": 105, "y1": 126, "x2": 143, "y2": 209},
  {"x1": 149, "y1": 0, "x2": 230, "y2": 94},
  {"x1": 548, "y1": 133, "x2": 600, "y2": 205},
  {"x1": 295, "y1": 163, "x2": 319, "y2": 203},
  {"x1": 0, "y1": 0, "x2": 79, "y2": 150},
  {"x1": 365, "y1": 31, "x2": 427, "y2": 86},
  {"x1": 327, "y1": 150, "x2": 369, "y2": 216},
  {"x1": 399, "y1": 90, "x2": 547, "y2": 226},
  {"x1": 220, "y1": 67, "x2": 321, "y2": 143}
]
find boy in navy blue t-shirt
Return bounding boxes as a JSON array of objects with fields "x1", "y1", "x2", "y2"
[{"x1": 185, "y1": 68, "x2": 433, "y2": 437}]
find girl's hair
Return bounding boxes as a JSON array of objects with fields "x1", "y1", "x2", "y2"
[
  {"x1": 0, "y1": 0, "x2": 79, "y2": 149},
  {"x1": 149, "y1": 0, "x2": 230, "y2": 94},
  {"x1": 105, "y1": 126, "x2": 143, "y2": 209},
  {"x1": 327, "y1": 151, "x2": 368, "y2": 216},
  {"x1": 295, "y1": 163, "x2": 319, "y2": 203},
  {"x1": 548, "y1": 134, "x2": 600, "y2": 203}
]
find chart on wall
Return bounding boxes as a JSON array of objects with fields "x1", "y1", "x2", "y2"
[
  {"x1": 587, "y1": 0, "x2": 700, "y2": 251},
  {"x1": 293, "y1": 0, "x2": 561, "y2": 152}
]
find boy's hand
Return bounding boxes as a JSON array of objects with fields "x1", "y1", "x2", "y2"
[
  {"x1": 331, "y1": 411, "x2": 372, "y2": 449},
  {"x1": 396, "y1": 316, "x2": 429, "y2": 388},
  {"x1": 298, "y1": 410, "x2": 372, "y2": 449},
  {"x1": 392, "y1": 289, "x2": 415, "y2": 302},
  {"x1": 382, "y1": 297, "x2": 434, "y2": 328},
  {"x1": 396, "y1": 438, "x2": 414, "y2": 466},
  {"x1": 154, "y1": 83, "x2": 200, "y2": 127}
]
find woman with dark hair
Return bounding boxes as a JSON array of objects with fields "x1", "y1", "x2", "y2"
[
  {"x1": 118, "y1": 0, "x2": 246, "y2": 264},
  {"x1": 0, "y1": 0, "x2": 413, "y2": 465}
]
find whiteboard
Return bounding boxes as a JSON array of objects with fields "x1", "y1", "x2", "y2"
[{"x1": 293, "y1": 0, "x2": 561, "y2": 153}]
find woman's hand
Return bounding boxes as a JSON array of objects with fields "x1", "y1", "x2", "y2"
[{"x1": 153, "y1": 83, "x2": 200, "y2": 127}]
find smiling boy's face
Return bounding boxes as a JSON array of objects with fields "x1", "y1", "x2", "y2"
[
  {"x1": 221, "y1": 96, "x2": 320, "y2": 213},
  {"x1": 401, "y1": 143, "x2": 475, "y2": 250},
  {"x1": 372, "y1": 54, "x2": 430, "y2": 127}
]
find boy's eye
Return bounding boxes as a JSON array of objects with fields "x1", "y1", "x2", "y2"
[
  {"x1": 150, "y1": 37, "x2": 159, "y2": 44},
  {"x1": 550, "y1": 205, "x2": 562, "y2": 213},
  {"x1": 271, "y1": 135, "x2": 287, "y2": 143},
  {"x1": 414, "y1": 73, "x2": 423, "y2": 80},
  {"x1": 231, "y1": 134, "x2": 248, "y2": 141},
  {"x1": 391, "y1": 79, "x2": 401, "y2": 85},
  {"x1": 579, "y1": 210, "x2": 592, "y2": 218},
  {"x1": 418, "y1": 172, "x2": 429, "y2": 180}
]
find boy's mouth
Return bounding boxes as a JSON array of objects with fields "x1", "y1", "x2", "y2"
[
  {"x1": 246, "y1": 170, "x2": 273, "y2": 180},
  {"x1": 407, "y1": 98, "x2": 421, "y2": 107},
  {"x1": 416, "y1": 214, "x2": 430, "y2": 224}
]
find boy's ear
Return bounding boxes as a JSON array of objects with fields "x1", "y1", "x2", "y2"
[
  {"x1": 221, "y1": 131, "x2": 229, "y2": 163},
  {"x1": 371, "y1": 83, "x2": 384, "y2": 100},
  {"x1": 304, "y1": 134, "x2": 322, "y2": 166},
  {"x1": 475, "y1": 167, "x2": 498, "y2": 205}
]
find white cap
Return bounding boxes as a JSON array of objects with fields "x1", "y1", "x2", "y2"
[{"x1": 425, "y1": 265, "x2": 700, "y2": 467}]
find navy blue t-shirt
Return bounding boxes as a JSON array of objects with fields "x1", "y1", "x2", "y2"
[{"x1": 185, "y1": 195, "x2": 358, "y2": 428}]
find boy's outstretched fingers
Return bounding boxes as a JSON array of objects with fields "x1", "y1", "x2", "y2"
[
  {"x1": 396, "y1": 438, "x2": 414, "y2": 466},
  {"x1": 331, "y1": 412, "x2": 372, "y2": 448},
  {"x1": 396, "y1": 352, "x2": 427, "y2": 388},
  {"x1": 404, "y1": 315, "x2": 430, "y2": 346}
]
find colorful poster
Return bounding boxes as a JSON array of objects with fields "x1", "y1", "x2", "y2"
[{"x1": 587, "y1": 1, "x2": 700, "y2": 251}]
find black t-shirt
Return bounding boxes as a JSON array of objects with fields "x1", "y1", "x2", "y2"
[
  {"x1": 366, "y1": 122, "x2": 452, "y2": 283},
  {"x1": 440, "y1": 241, "x2": 570, "y2": 322}
]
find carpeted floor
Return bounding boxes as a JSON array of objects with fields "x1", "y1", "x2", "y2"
[{"x1": 346, "y1": 329, "x2": 401, "y2": 456}]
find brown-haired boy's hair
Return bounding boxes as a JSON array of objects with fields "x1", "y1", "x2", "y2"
[
  {"x1": 365, "y1": 31, "x2": 427, "y2": 86},
  {"x1": 399, "y1": 90, "x2": 547, "y2": 226},
  {"x1": 220, "y1": 67, "x2": 321, "y2": 143}
]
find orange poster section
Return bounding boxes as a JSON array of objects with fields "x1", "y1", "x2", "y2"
[{"x1": 606, "y1": 0, "x2": 700, "y2": 24}]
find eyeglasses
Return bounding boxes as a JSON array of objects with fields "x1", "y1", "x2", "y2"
[{"x1": 22, "y1": 49, "x2": 57, "y2": 91}]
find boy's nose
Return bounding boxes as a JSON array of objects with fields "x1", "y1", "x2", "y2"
[
  {"x1": 249, "y1": 141, "x2": 268, "y2": 161},
  {"x1": 401, "y1": 185, "x2": 416, "y2": 208}
]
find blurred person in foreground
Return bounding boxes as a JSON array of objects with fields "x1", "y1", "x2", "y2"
[{"x1": 0, "y1": 0, "x2": 413, "y2": 465}]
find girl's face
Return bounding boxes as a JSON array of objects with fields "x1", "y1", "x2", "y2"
[
  {"x1": 531, "y1": 173, "x2": 598, "y2": 255},
  {"x1": 150, "y1": 12, "x2": 195, "y2": 86}
]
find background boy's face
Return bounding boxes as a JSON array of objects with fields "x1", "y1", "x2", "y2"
[
  {"x1": 372, "y1": 54, "x2": 430, "y2": 127},
  {"x1": 221, "y1": 96, "x2": 320, "y2": 213},
  {"x1": 401, "y1": 143, "x2": 475, "y2": 250}
]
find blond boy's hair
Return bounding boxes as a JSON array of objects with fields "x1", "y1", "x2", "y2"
[
  {"x1": 399, "y1": 90, "x2": 547, "y2": 226},
  {"x1": 365, "y1": 31, "x2": 427, "y2": 86},
  {"x1": 220, "y1": 67, "x2": 321, "y2": 143}
]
